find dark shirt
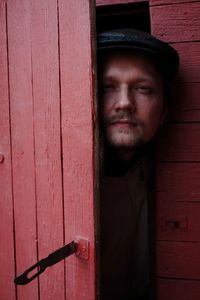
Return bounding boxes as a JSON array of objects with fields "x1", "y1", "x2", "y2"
[{"x1": 100, "y1": 159, "x2": 150, "y2": 300}]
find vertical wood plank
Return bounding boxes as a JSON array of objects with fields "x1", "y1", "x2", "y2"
[
  {"x1": 31, "y1": 0, "x2": 65, "y2": 298},
  {"x1": 0, "y1": 2, "x2": 16, "y2": 299},
  {"x1": 7, "y1": 1, "x2": 38, "y2": 299},
  {"x1": 58, "y1": 0, "x2": 96, "y2": 299}
]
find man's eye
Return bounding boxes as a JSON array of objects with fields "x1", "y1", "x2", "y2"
[
  {"x1": 102, "y1": 84, "x2": 116, "y2": 91},
  {"x1": 135, "y1": 86, "x2": 153, "y2": 94}
]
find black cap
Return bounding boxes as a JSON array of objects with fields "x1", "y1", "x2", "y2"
[{"x1": 97, "y1": 28, "x2": 179, "y2": 79}]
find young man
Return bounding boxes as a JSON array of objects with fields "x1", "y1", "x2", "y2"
[{"x1": 97, "y1": 29, "x2": 179, "y2": 300}]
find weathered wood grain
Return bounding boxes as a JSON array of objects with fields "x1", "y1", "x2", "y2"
[
  {"x1": 156, "y1": 124, "x2": 200, "y2": 162},
  {"x1": 58, "y1": 0, "x2": 96, "y2": 299},
  {"x1": 150, "y1": 0, "x2": 200, "y2": 297},
  {"x1": 157, "y1": 241, "x2": 200, "y2": 279},
  {"x1": 174, "y1": 42, "x2": 200, "y2": 83},
  {"x1": 150, "y1": 2, "x2": 200, "y2": 43},
  {"x1": 157, "y1": 201, "x2": 200, "y2": 242},
  {"x1": 157, "y1": 278, "x2": 200, "y2": 300},
  {"x1": 150, "y1": 0, "x2": 199, "y2": 6},
  {"x1": 6, "y1": 1, "x2": 39, "y2": 299},
  {"x1": 156, "y1": 163, "x2": 200, "y2": 202},
  {"x1": 170, "y1": 83, "x2": 200, "y2": 122},
  {"x1": 0, "y1": 2, "x2": 16, "y2": 299},
  {"x1": 31, "y1": 1, "x2": 65, "y2": 299}
]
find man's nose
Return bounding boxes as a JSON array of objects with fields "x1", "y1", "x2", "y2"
[{"x1": 115, "y1": 86, "x2": 135, "y2": 111}]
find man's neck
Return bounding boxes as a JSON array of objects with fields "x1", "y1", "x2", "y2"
[
  {"x1": 104, "y1": 146, "x2": 139, "y2": 177},
  {"x1": 112, "y1": 148, "x2": 137, "y2": 161}
]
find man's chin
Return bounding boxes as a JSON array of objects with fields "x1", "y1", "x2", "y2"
[
  {"x1": 106, "y1": 135, "x2": 144, "y2": 149},
  {"x1": 105, "y1": 127, "x2": 144, "y2": 148}
]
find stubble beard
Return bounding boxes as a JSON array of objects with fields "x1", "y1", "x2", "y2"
[{"x1": 105, "y1": 124, "x2": 145, "y2": 150}]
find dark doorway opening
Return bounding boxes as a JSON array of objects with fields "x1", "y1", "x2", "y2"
[
  {"x1": 96, "y1": 2, "x2": 154, "y2": 300},
  {"x1": 96, "y1": 1, "x2": 150, "y2": 33}
]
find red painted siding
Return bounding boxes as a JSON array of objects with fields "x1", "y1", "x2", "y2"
[
  {"x1": 158, "y1": 278, "x2": 200, "y2": 300},
  {"x1": 150, "y1": 0, "x2": 200, "y2": 298},
  {"x1": 170, "y1": 83, "x2": 200, "y2": 122},
  {"x1": 96, "y1": 0, "x2": 200, "y2": 298},
  {"x1": 156, "y1": 124, "x2": 200, "y2": 161},
  {"x1": 157, "y1": 241, "x2": 200, "y2": 279},
  {"x1": 151, "y1": 2, "x2": 200, "y2": 42},
  {"x1": 157, "y1": 201, "x2": 200, "y2": 242},
  {"x1": 156, "y1": 163, "x2": 200, "y2": 203},
  {"x1": 151, "y1": 0, "x2": 199, "y2": 6},
  {"x1": 174, "y1": 42, "x2": 200, "y2": 82}
]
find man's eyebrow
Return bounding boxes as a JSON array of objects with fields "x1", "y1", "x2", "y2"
[
  {"x1": 133, "y1": 77, "x2": 158, "y2": 84},
  {"x1": 102, "y1": 75, "x2": 158, "y2": 84},
  {"x1": 101, "y1": 75, "x2": 119, "y2": 82}
]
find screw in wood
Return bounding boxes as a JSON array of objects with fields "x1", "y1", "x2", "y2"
[{"x1": 0, "y1": 153, "x2": 4, "y2": 163}]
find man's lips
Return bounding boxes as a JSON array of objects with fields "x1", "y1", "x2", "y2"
[{"x1": 110, "y1": 119, "x2": 137, "y2": 127}]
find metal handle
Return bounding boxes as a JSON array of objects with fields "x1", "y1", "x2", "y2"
[{"x1": 14, "y1": 240, "x2": 77, "y2": 285}]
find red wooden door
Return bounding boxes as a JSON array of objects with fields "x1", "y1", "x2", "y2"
[{"x1": 0, "y1": 1, "x2": 97, "y2": 300}]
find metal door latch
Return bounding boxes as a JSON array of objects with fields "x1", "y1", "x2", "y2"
[{"x1": 14, "y1": 237, "x2": 89, "y2": 285}]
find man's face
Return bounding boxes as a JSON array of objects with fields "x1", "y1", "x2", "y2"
[{"x1": 99, "y1": 51, "x2": 165, "y2": 149}]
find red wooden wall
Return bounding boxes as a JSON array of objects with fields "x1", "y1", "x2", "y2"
[
  {"x1": 150, "y1": 0, "x2": 200, "y2": 299},
  {"x1": 0, "y1": 1, "x2": 96, "y2": 300}
]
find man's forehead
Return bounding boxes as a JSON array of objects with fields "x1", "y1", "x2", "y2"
[
  {"x1": 99, "y1": 49, "x2": 162, "y2": 80},
  {"x1": 100, "y1": 49, "x2": 155, "y2": 64}
]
